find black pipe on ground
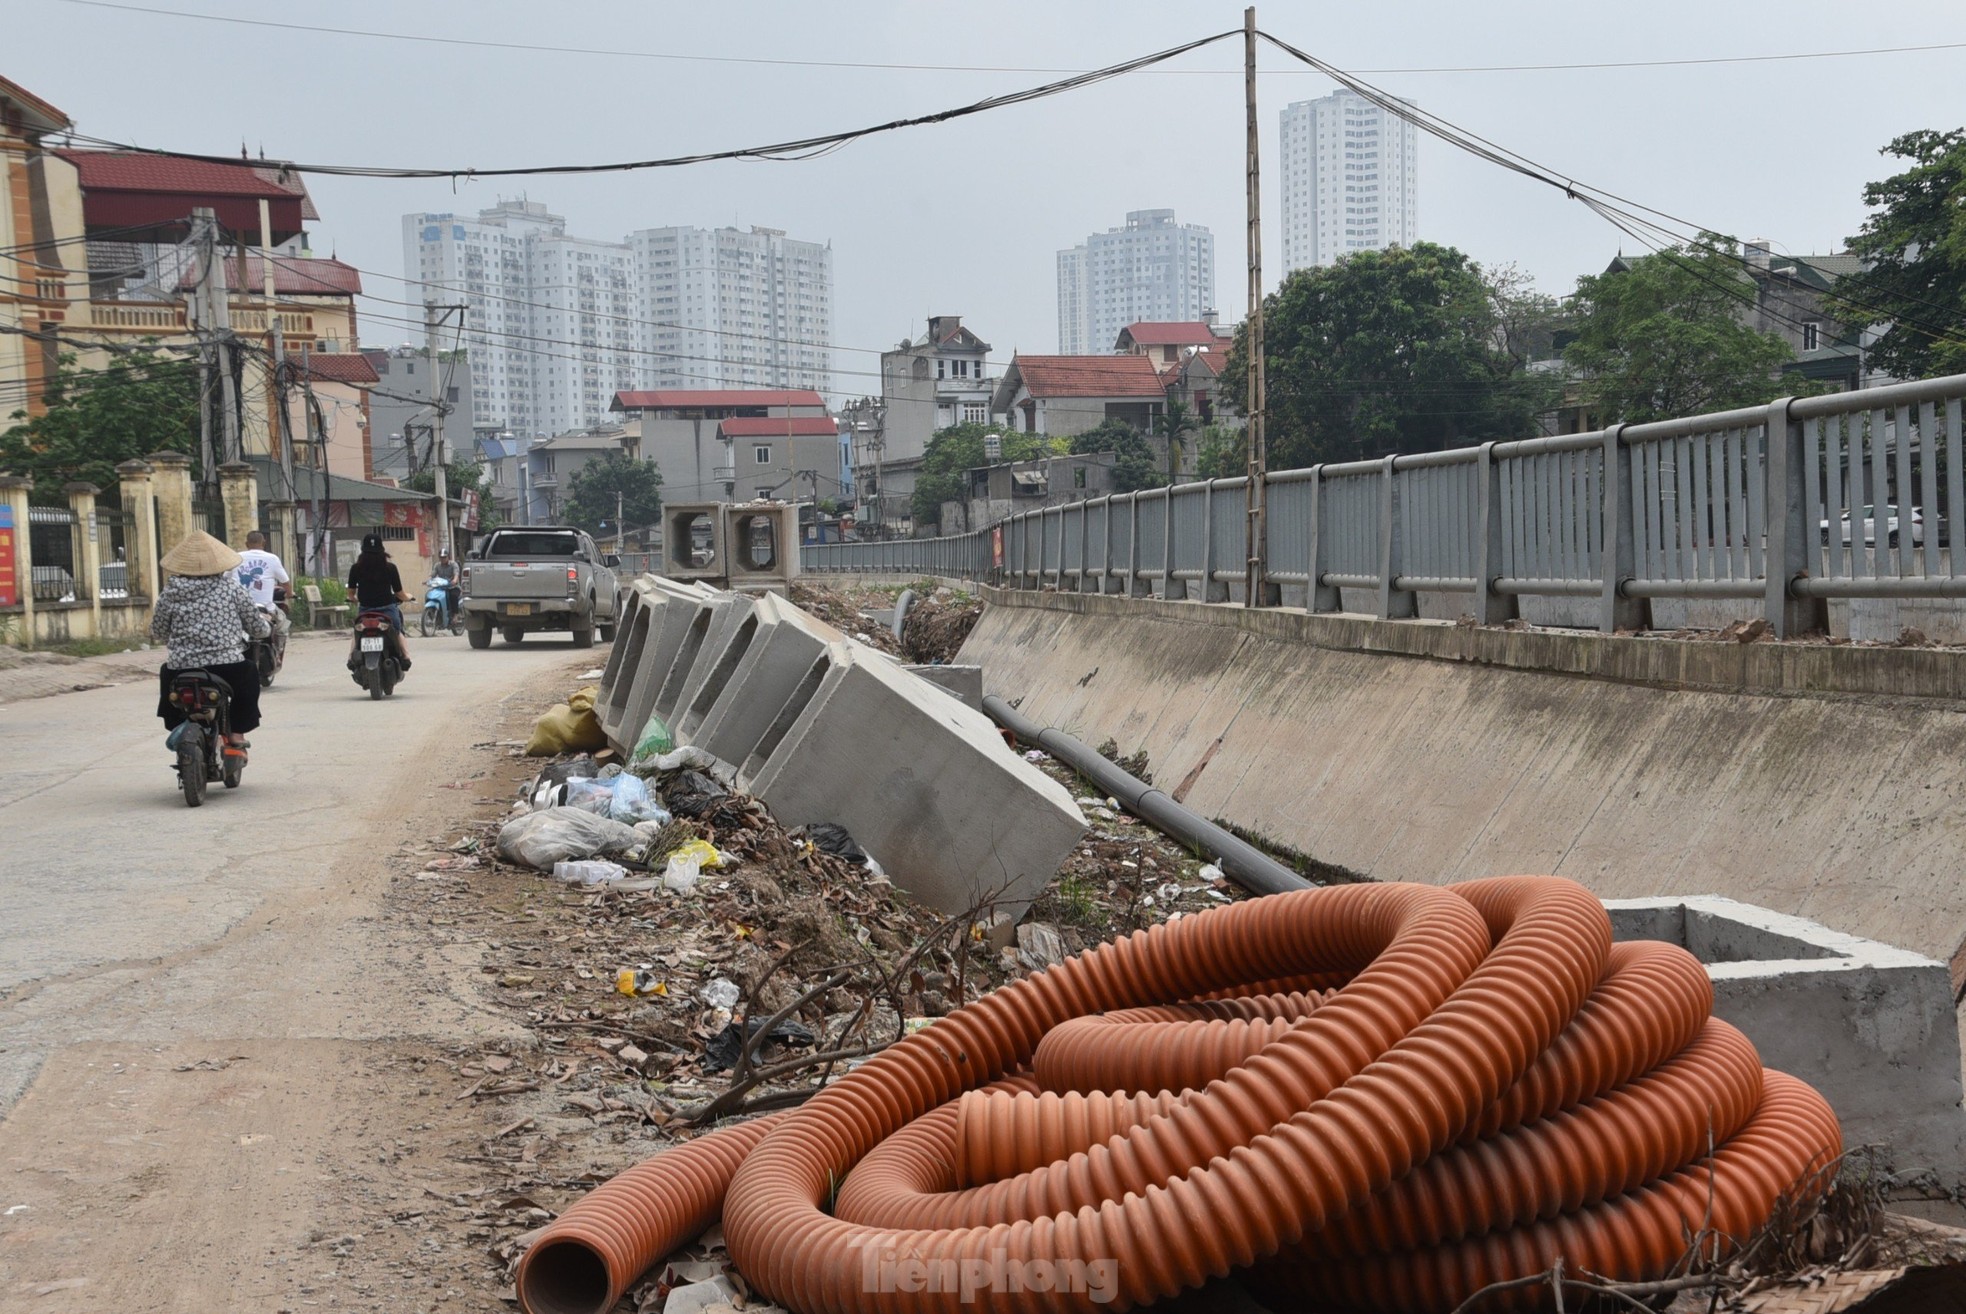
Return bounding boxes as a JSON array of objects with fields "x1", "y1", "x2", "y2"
[{"x1": 982, "y1": 694, "x2": 1312, "y2": 898}]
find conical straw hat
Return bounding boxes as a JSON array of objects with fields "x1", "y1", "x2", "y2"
[{"x1": 160, "y1": 529, "x2": 244, "y2": 577}]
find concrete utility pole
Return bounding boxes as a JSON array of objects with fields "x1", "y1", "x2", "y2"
[
  {"x1": 615, "y1": 488, "x2": 624, "y2": 552},
  {"x1": 258, "y1": 199, "x2": 293, "y2": 496},
  {"x1": 299, "y1": 342, "x2": 325, "y2": 576},
  {"x1": 188, "y1": 209, "x2": 218, "y2": 490},
  {"x1": 1242, "y1": 6, "x2": 1269, "y2": 607},
  {"x1": 424, "y1": 302, "x2": 466, "y2": 555}
]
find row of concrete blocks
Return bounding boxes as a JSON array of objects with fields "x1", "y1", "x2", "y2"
[{"x1": 596, "y1": 577, "x2": 1086, "y2": 918}]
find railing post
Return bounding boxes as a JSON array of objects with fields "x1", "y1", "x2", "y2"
[
  {"x1": 1078, "y1": 499, "x2": 1090, "y2": 593},
  {"x1": 1200, "y1": 479, "x2": 1225, "y2": 602},
  {"x1": 1377, "y1": 455, "x2": 1416, "y2": 619},
  {"x1": 117, "y1": 459, "x2": 159, "y2": 603},
  {"x1": 1162, "y1": 487, "x2": 1177, "y2": 600},
  {"x1": 1471, "y1": 443, "x2": 1514, "y2": 624},
  {"x1": 1763, "y1": 395, "x2": 1825, "y2": 637},
  {"x1": 1306, "y1": 465, "x2": 1338, "y2": 612},
  {"x1": 1598, "y1": 424, "x2": 1644, "y2": 633},
  {"x1": 0, "y1": 475, "x2": 35, "y2": 645},
  {"x1": 65, "y1": 482, "x2": 103, "y2": 639}
]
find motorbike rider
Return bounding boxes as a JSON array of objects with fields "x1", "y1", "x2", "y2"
[
  {"x1": 150, "y1": 530, "x2": 270, "y2": 758},
  {"x1": 346, "y1": 532, "x2": 411, "y2": 671},
  {"x1": 431, "y1": 548, "x2": 462, "y2": 627},
  {"x1": 235, "y1": 529, "x2": 291, "y2": 656}
]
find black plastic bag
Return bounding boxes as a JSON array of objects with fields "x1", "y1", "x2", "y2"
[{"x1": 702, "y1": 1016, "x2": 818, "y2": 1073}]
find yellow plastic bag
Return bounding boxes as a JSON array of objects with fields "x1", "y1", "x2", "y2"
[{"x1": 524, "y1": 684, "x2": 607, "y2": 756}]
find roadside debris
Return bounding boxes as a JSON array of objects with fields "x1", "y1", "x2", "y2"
[
  {"x1": 897, "y1": 590, "x2": 982, "y2": 664},
  {"x1": 525, "y1": 686, "x2": 607, "y2": 756},
  {"x1": 497, "y1": 807, "x2": 643, "y2": 870}
]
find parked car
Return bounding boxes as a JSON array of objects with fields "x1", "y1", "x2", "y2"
[
  {"x1": 1819, "y1": 504, "x2": 1925, "y2": 548},
  {"x1": 461, "y1": 526, "x2": 620, "y2": 649}
]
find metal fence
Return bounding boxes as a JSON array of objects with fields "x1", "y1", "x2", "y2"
[
  {"x1": 802, "y1": 370, "x2": 1966, "y2": 636},
  {"x1": 26, "y1": 506, "x2": 80, "y2": 603}
]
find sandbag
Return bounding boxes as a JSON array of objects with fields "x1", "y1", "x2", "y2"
[
  {"x1": 525, "y1": 685, "x2": 607, "y2": 756},
  {"x1": 496, "y1": 806, "x2": 643, "y2": 871}
]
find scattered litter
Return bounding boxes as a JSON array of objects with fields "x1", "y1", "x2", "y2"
[
  {"x1": 1022, "y1": 749, "x2": 1047, "y2": 762},
  {"x1": 702, "y1": 1016, "x2": 817, "y2": 1073},
  {"x1": 661, "y1": 839, "x2": 729, "y2": 893},
  {"x1": 496, "y1": 807, "x2": 644, "y2": 870},
  {"x1": 525, "y1": 686, "x2": 607, "y2": 756},
  {"x1": 552, "y1": 859, "x2": 628, "y2": 886},
  {"x1": 3, "y1": 1204, "x2": 27, "y2": 1216},
  {"x1": 603, "y1": 773, "x2": 671, "y2": 826},
  {"x1": 797, "y1": 822, "x2": 866, "y2": 865},
  {"x1": 1155, "y1": 882, "x2": 1184, "y2": 903},
  {"x1": 663, "y1": 1274, "x2": 741, "y2": 1314},
  {"x1": 616, "y1": 968, "x2": 667, "y2": 997},
  {"x1": 561, "y1": 778, "x2": 615, "y2": 815},
  {"x1": 701, "y1": 977, "x2": 742, "y2": 1010},
  {"x1": 534, "y1": 756, "x2": 599, "y2": 788},
  {"x1": 1088, "y1": 805, "x2": 1118, "y2": 823},
  {"x1": 1016, "y1": 922, "x2": 1068, "y2": 971},
  {"x1": 577, "y1": 667, "x2": 605, "y2": 680},
  {"x1": 1198, "y1": 863, "x2": 1225, "y2": 884},
  {"x1": 629, "y1": 714, "x2": 676, "y2": 770}
]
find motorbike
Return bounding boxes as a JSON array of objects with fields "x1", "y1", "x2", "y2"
[
  {"x1": 248, "y1": 586, "x2": 291, "y2": 687},
  {"x1": 351, "y1": 609, "x2": 405, "y2": 700},
  {"x1": 164, "y1": 667, "x2": 244, "y2": 806},
  {"x1": 420, "y1": 576, "x2": 463, "y2": 637}
]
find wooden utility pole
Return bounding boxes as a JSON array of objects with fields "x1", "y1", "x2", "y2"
[{"x1": 1242, "y1": 6, "x2": 1269, "y2": 606}]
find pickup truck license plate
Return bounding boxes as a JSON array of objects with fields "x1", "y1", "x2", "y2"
[
  {"x1": 360, "y1": 636, "x2": 384, "y2": 652},
  {"x1": 505, "y1": 602, "x2": 532, "y2": 616}
]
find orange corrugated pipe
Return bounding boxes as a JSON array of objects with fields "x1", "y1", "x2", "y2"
[{"x1": 515, "y1": 878, "x2": 1842, "y2": 1314}]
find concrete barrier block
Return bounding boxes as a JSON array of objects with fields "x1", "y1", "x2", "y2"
[
  {"x1": 904, "y1": 664, "x2": 983, "y2": 711},
  {"x1": 615, "y1": 579, "x2": 717, "y2": 753},
  {"x1": 746, "y1": 644, "x2": 1085, "y2": 919},
  {"x1": 652, "y1": 590, "x2": 755, "y2": 729},
  {"x1": 692, "y1": 593, "x2": 847, "y2": 770},
  {"x1": 1607, "y1": 896, "x2": 1966, "y2": 1184}
]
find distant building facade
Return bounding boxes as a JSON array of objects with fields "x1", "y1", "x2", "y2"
[
  {"x1": 611, "y1": 388, "x2": 834, "y2": 507},
  {"x1": 1056, "y1": 210, "x2": 1215, "y2": 355},
  {"x1": 362, "y1": 345, "x2": 476, "y2": 481},
  {"x1": 404, "y1": 203, "x2": 832, "y2": 440},
  {"x1": 1279, "y1": 89, "x2": 1419, "y2": 271}
]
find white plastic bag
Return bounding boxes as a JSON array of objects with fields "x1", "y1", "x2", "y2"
[
  {"x1": 606, "y1": 773, "x2": 671, "y2": 825},
  {"x1": 553, "y1": 859, "x2": 627, "y2": 886},
  {"x1": 662, "y1": 849, "x2": 705, "y2": 893},
  {"x1": 497, "y1": 807, "x2": 644, "y2": 871}
]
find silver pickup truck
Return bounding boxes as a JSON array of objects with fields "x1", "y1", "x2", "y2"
[{"x1": 461, "y1": 527, "x2": 621, "y2": 649}]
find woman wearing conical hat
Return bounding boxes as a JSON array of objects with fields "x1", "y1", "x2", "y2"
[{"x1": 150, "y1": 531, "x2": 271, "y2": 759}]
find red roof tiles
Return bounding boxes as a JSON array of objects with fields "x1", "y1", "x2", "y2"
[
  {"x1": 1115, "y1": 321, "x2": 1223, "y2": 349},
  {"x1": 1010, "y1": 354, "x2": 1166, "y2": 399},
  {"x1": 613, "y1": 389, "x2": 827, "y2": 411},
  {"x1": 718, "y1": 416, "x2": 840, "y2": 438},
  {"x1": 60, "y1": 150, "x2": 308, "y2": 200},
  {"x1": 297, "y1": 353, "x2": 380, "y2": 385}
]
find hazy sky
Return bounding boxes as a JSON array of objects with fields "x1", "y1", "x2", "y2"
[{"x1": 16, "y1": 0, "x2": 1966, "y2": 395}]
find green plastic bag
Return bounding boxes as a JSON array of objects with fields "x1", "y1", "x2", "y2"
[{"x1": 630, "y1": 714, "x2": 675, "y2": 770}]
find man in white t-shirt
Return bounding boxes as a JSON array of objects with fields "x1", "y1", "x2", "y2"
[{"x1": 236, "y1": 532, "x2": 291, "y2": 644}]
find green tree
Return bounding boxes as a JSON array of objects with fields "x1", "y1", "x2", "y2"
[
  {"x1": 1194, "y1": 425, "x2": 1247, "y2": 479},
  {"x1": 910, "y1": 422, "x2": 1049, "y2": 524},
  {"x1": 1564, "y1": 236, "x2": 1797, "y2": 423},
  {"x1": 1068, "y1": 418, "x2": 1166, "y2": 492},
  {"x1": 1824, "y1": 129, "x2": 1966, "y2": 380},
  {"x1": 0, "y1": 346, "x2": 201, "y2": 499},
  {"x1": 1156, "y1": 399, "x2": 1199, "y2": 482},
  {"x1": 563, "y1": 451, "x2": 663, "y2": 539},
  {"x1": 1220, "y1": 242, "x2": 1554, "y2": 468},
  {"x1": 403, "y1": 457, "x2": 501, "y2": 533}
]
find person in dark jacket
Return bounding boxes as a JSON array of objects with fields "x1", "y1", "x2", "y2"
[{"x1": 346, "y1": 533, "x2": 410, "y2": 670}]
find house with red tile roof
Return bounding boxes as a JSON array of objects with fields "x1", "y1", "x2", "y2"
[
  {"x1": 990, "y1": 353, "x2": 1166, "y2": 439},
  {"x1": 1113, "y1": 320, "x2": 1230, "y2": 361},
  {"x1": 610, "y1": 387, "x2": 838, "y2": 504}
]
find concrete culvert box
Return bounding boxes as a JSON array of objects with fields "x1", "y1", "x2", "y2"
[
  {"x1": 1606, "y1": 895, "x2": 1966, "y2": 1188},
  {"x1": 664, "y1": 503, "x2": 725, "y2": 584},
  {"x1": 725, "y1": 502, "x2": 802, "y2": 591}
]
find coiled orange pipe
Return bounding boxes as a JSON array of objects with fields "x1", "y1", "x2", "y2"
[{"x1": 515, "y1": 878, "x2": 1841, "y2": 1314}]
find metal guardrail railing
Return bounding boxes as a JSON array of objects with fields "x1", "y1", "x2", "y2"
[{"x1": 801, "y1": 372, "x2": 1966, "y2": 636}]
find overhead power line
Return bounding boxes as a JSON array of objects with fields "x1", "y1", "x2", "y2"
[
  {"x1": 52, "y1": 1, "x2": 1966, "y2": 77},
  {"x1": 56, "y1": 29, "x2": 1240, "y2": 180}
]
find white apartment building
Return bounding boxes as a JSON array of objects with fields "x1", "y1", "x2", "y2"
[
  {"x1": 628, "y1": 225, "x2": 832, "y2": 397},
  {"x1": 404, "y1": 204, "x2": 832, "y2": 438},
  {"x1": 1279, "y1": 89, "x2": 1419, "y2": 271},
  {"x1": 1056, "y1": 209, "x2": 1215, "y2": 355}
]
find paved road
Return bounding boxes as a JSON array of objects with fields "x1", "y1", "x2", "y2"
[{"x1": 0, "y1": 628, "x2": 593, "y2": 1309}]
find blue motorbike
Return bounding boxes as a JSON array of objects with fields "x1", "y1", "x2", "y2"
[{"x1": 419, "y1": 576, "x2": 463, "y2": 637}]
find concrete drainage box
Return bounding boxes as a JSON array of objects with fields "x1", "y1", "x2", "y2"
[{"x1": 1606, "y1": 895, "x2": 1966, "y2": 1184}]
